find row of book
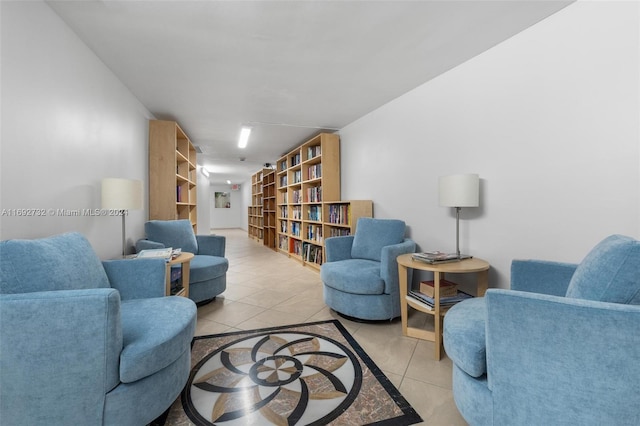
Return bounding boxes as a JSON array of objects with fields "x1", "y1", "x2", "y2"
[
  {"x1": 308, "y1": 205, "x2": 321, "y2": 221},
  {"x1": 308, "y1": 164, "x2": 322, "y2": 180},
  {"x1": 307, "y1": 186, "x2": 322, "y2": 203},
  {"x1": 291, "y1": 205, "x2": 302, "y2": 219},
  {"x1": 307, "y1": 145, "x2": 321, "y2": 159},
  {"x1": 306, "y1": 225, "x2": 323, "y2": 242},
  {"x1": 327, "y1": 204, "x2": 351, "y2": 225},
  {"x1": 327, "y1": 227, "x2": 351, "y2": 238},
  {"x1": 291, "y1": 170, "x2": 302, "y2": 184},
  {"x1": 278, "y1": 235, "x2": 288, "y2": 250},
  {"x1": 303, "y1": 242, "x2": 323, "y2": 265},
  {"x1": 290, "y1": 153, "x2": 301, "y2": 167}
]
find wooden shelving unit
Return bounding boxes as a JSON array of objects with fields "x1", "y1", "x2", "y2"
[
  {"x1": 262, "y1": 169, "x2": 277, "y2": 250},
  {"x1": 149, "y1": 120, "x2": 197, "y2": 232},
  {"x1": 248, "y1": 169, "x2": 268, "y2": 242},
  {"x1": 273, "y1": 132, "x2": 373, "y2": 270}
]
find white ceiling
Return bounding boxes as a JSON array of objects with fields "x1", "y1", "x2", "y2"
[{"x1": 47, "y1": 0, "x2": 572, "y2": 185}]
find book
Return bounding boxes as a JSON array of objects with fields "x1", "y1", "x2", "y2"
[
  {"x1": 412, "y1": 251, "x2": 465, "y2": 264},
  {"x1": 408, "y1": 290, "x2": 472, "y2": 308},
  {"x1": 419, "y1": 279, "x2": 458, "y2": 298},
  {"x1": 137, "y1": 247, "x2": 173, "y2": 260}
]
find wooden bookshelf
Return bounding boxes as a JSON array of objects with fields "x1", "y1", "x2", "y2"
[
  {"x1": 272, "y1": 132, "x2": 373, "y2": 270},
  {"x1": 262, "y1": 169, "x2": 277, "y2": 250},
  {"x1": 248, "y1": 169, "x2": 268, "y2": 242},
  {"x1": 149, "y1": 120, "x2": 197, "y2": 232}
]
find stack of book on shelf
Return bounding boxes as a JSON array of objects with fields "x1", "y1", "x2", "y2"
[
  {"x1": 407, "y1": 279, "x2": 472, "y2": 311},
  {"x1": 412, "y1": 251, "x2": 463, "y2": 264}
]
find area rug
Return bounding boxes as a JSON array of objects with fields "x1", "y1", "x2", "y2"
[{"x1": 163, "y1": 319, "x2": 422, "y2": 425}]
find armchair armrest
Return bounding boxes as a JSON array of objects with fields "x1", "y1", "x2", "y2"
[
  {"x1": 324, "y1": 235, "x2": 355, "y2": 262},
  {"x1": 0, "y1": 289, "x2": 122, "y2": 424},
  {"x1": 196, "y1": 235, "x2": 226, "y2": 257},
  {"x1": 103, "y1": 258, "x2": 166, "y2": 300},
  {"x1": 380, "y1": 238, "x2": 416, "y2": 295},
  {"x1": 135, "y1": 239, "x2": 165, "y2": 252},
  {"x1": 486, "y1": 289, "x2": 640, "y2": 424},
  {"x1": 510, "y1": 259, "x2": 577, "y2": 296}
]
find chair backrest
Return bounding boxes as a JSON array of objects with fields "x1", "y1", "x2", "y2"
[
  {"x1": 0, "y1": 232, "x2": 110, "y2": 294},
  {"x1": 565, "y1": 234, "x2": 640, "y2": 304},
  {"x1": 351, "y1": 217, "x2": 406, "y2": 261},
  {"x1": 144, "y1": 219, "x2": 198, "y2": 254}
]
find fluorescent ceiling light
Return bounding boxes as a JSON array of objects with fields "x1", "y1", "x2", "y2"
[
  {"x1": 238, "y1": 126, "x2": 251, "y2": 148},
  {"x1": 200, "y1": 167, "x2": 210, "y2": 178},
  {"x1": 226, "y1": 180, "x2": 231, "y2": 184}
]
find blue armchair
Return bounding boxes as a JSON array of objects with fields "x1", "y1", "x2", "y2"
[
  {"x1": 320, "y1": 218, "x2": 416, "y2": 321},
  {"x1": 0, "y1": 232, "x2": 197, "y2": 426},
  {"x1": 136, "y1": 219, "x2": 229, "y2": 305},
  {"x1": 443, "y1": 234, "x2": 640, "y2": 425}
]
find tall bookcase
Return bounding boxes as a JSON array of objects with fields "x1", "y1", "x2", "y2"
[
  {"x1": 262, "y1": 169, "x2": 277, "y2": 250},
  {"x1": 149, "y1": 120, "x2": 197, "y2": 232},
  {"x1": 248, "y1": 169, "x2": 267, "y2": 241},
  {"x1": 274, "y1": 133, "x2": 373, "y2": 270}
]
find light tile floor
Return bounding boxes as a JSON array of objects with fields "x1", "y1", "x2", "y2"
[{"x1": 195, "y1": 228, "x2": 467, "y2": 426}]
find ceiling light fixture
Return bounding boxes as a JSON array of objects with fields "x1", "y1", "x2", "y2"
[
  {"x1": 226, "y1": 180, "x2": 231, "y2": 184},
  {"x1": 200, "y1": 167, "x2": 210, "y2": 178},
  {"x1": 238, "y1": 126, "x2": 252, "y2": 148}
]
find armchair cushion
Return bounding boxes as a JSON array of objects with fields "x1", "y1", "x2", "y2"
[
  {"x1": 443, "y1": 297, "x2": 487, "y2": 378},
  {"x1": 119, "y1": 297, "x2": 196, "y2": 383},
  {"x1": 144, "y1": 219, "x2": 198, "y2": 254},
  {"x1": 183, "y1": 255, "x2": 228, "y2": 283},
  {"x1": 566, "y1": 234, "x2": 640, "y2": 304},
  {"x1": 351, "y1": 218, "x2": 405, "y2": 261},
  {"x1": 0, "y1": 232, "x2": 110, "y2": 293},
  {"x1": 321, "y1": 259, "x2": 385, "y2": 295}
]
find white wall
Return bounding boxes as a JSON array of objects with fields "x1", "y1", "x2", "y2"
[
  {"x1": 209, "y1": 184, "x2": 244, "y2": 229},
  {"x1": 0, "y1": 1, "x2": 153, "y2": 259},
  {"x1": 196, "y1": 169, "x2": 211, "y2": 234},
  {"x1": 340, "y1": 1, "x2": 639, "y2": 288}
]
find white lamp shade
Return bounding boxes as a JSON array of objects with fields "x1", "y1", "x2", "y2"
[
  {"x1": 101, "y1": 178, "x2": 143, "y2": 210},
  {"x1": 439, "y1": 174, "x2": 479, "y2": 207}
]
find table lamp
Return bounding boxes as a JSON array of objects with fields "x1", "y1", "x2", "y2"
[
  {"x1": 439, "y1": 174, "x2": 479, "y2": 260},
  {"x1": 102, "y1": 178, "x2": 143, "y2": 257}
]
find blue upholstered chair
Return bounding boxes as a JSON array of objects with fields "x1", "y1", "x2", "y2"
[
  {"x1": 0, "y1": 232, "x2": 197, "y2": 426},
  {"x1": 443, "y1": 234, "x2": 640, "y2": 425},
  {"x1": 320, "y1": 218, "x2": 416, "y2": 321},
  {"x1": 136, "y1": 220, "x2": 228, "y2": 304}
]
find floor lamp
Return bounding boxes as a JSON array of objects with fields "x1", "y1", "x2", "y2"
[
  {"x1": 439, "y1": 174, "x2": 479, "y2": 260},
  {"x1": 101, "y1": 178, "x2": 143, "y2": 257}
]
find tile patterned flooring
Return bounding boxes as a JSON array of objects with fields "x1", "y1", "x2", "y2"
[{"x1": 195, "y1": 228, "x2": 467, "y2": 426}]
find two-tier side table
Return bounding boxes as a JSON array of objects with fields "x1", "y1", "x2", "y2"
[
  {"x1": 396, "y1": 253, "x2": 490, "y2": 360},
  {"x1": 165, "y1": 252, "x2": 194, "y2": 297}
]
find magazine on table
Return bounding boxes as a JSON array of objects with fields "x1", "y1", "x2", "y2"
[
  {"x1": 136, "y1": 247, "x2": 173, "y2": 260},
  {"x1": 412, "y1": 251, "x2": 464, "y2": 264}
]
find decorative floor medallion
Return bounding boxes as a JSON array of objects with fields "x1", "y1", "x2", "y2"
[{"x1": 165, "y1": 320, "x2": 422, "y2": 426}]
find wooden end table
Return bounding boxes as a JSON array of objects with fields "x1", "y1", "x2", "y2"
[
  {"x1": 166, "y1": 252, "x2": 194, "y2": 297},
  {"x1": 396, "y1": 253, "x2": 490, "y2": 360}
]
